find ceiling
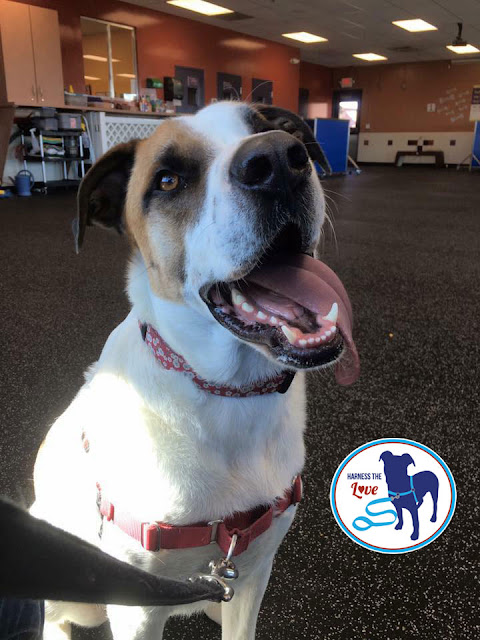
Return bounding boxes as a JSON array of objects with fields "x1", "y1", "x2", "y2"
[{"x1": 122, "y1": 0, "x2": 480, "y2": 67}]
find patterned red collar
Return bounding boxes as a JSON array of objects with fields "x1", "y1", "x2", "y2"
[{"x1": 140, "y1": 322, "x2": 293, "y2": 397}]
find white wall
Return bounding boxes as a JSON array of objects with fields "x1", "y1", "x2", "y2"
[{"x1": 357, "y1": 131, "x2": 474, "y2": 166}]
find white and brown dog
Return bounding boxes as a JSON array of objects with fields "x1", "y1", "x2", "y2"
[{"x1": 31, "y1": 101, "x2": 359, "y2": 640}]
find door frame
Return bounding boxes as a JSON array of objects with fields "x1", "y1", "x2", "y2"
[
  {"x1": 217, "y1": 72, "x2": 242, "y2": 101},
  {"x1": 174, "y1": 65, "x2": 205, "y2": 114},
  {"x1": 251, "y1": 78, "x2": 273, "y2": 105},
  {"x1": 332, "y1": 89, "x2": 363, "y2": 135}
]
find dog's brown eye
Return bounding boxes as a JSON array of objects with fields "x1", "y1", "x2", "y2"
[{"x1": 158, "y1": 171, "x2": 179, "y2": 192}]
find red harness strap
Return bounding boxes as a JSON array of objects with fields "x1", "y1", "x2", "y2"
[{"x1": 96, "y1": 476, "x2": 302, "y2": 557}]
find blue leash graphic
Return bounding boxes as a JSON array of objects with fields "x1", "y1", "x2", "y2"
[
  {"x1": 352, "y1": 497, "x2": 397, "y2": 531},
  {"x1": 352, "y1": 476, "x2": 419, "y2": 531}
]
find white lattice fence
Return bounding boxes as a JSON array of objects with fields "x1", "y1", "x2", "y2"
[
  {"x1": 105, "y1": 117, "x2": 162, "y2": 149},
  {"x1": 87, "y1": 113, "x2": 170, "y2": 158}
]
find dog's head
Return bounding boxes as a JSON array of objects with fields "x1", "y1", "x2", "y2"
[
  {"x1": 380, "y1": 452, "x2": 416, "y2": 477},
  {"x1": 77, "y1": 102, "x2": 358, "y2": 382}
]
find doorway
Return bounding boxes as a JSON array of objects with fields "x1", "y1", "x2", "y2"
[
  {"x1": 332, "y1": 89, "x2": 362, "y2": 160},
  {"x1": 299, "y1": 88, "x2": 309, "y2": 119},
  {"x1": 217, "y1": 72, "x2": 242, "y2": 102},
  {"x1": 251, "y1": 78, "x2": 273, "y2": 105},
  {"x1": 174, "y1": 66, "x2": 205, "y2": 114}
]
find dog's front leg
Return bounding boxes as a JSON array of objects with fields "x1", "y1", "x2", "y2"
[
  {"x1": 107, "y1": 604, "x2": 168, "y2": 640},
  {"x1": 221, "y1": 557, "x2": 273, "y2": 640}
]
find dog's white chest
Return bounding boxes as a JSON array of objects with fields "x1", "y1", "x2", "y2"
[{"x1": 82, "y1": 349, "x2": 306, "y2": 527}]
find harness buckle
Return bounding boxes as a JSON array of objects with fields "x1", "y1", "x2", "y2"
[{"x1": 208, "y1": 519, "x2": 223, "y2": 544}]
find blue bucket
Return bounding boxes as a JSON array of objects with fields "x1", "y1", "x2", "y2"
[{"x1": 15, "y1": 170, "x2": 34, "y2": 197}]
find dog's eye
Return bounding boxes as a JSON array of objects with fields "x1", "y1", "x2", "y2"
[{"x1": 157, "y1": 171, "x2": 180, "y2": 192}]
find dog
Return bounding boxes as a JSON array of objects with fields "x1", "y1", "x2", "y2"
[
  {"x1": 379, "y1": 451, "x2": 439, "y2": 541},
  {"x1": 31, "y1": 101, "x2": 360, "y2": 640}
]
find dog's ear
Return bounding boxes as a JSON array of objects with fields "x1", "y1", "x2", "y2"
[
  {"x1": 75, "y1": 139, "x2": 139, "y2": 252},
  {"x1": 379, "y1": 451, "x2": 393, "y2": 462},
  {"x1": 253, "y1": 104, "x2": 332, "y2": 175},
  {"x1": 401, "y1": 453, "x2": 415, "y2": 468}
]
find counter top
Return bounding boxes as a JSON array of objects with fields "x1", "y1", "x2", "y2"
[{"x1": 8, "y1": 103, "x2": 177, "y2": 117}]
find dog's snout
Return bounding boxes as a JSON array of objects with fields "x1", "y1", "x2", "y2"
[{"x1": 229, "y1": 131, "x2": 310, "y2": 194}]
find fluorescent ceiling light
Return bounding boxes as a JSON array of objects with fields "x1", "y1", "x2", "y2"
[
  {"x1": 116, "y1": 73, "x2": 136, "y2": 78},
  {"x1": 392, "y1": 19, "x2": 437, "y2": 32},
  {"x1": 353, "y1": 53, "x2": 387, "y2": 61},
  {"x1": 166, "y1": 0, "x2": 233, "y2": 16},
  {"x1": 84, "y1": 75, "x2": 101, "y2": 81},
  {"x1": 282, "y1": 32, "x2": 327, "y2": 43},
  {"x1": 83, "y1": 54, "x2": 120, "y2": 62},
  {"x1": 446, "y1": 44, "x2": 480, "y2": 54},
  {"x1": 83, "y1": 54, "x2": 107, "y2": 62}
]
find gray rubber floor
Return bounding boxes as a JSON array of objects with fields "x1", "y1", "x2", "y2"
[{"x1": 0, "y1": 167, "x2": 478, "y2": 639}]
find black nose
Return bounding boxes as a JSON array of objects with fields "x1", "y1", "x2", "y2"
[{"x1": 229, "y1": 131, "x2": 311, "y2": 195}]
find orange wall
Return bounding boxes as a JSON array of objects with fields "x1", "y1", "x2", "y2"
[
  {"x1": 299, "y1": 61, "x2": 333, "y2": 115},
  {"x1": 11, "y1": 0, "x2": 301, "y2": 111},
  {"x1": 333, "y1": 60, "x2": 479, "y2": 132}
]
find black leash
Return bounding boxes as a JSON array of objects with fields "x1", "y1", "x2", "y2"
[{"x1": 0, "y1": 498, "x2": 227, "y2": 607}]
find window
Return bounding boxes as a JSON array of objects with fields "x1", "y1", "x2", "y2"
[
  {"x1": 338, "y1": 100, "x2": 359, "y2": 129},
  {"x1": 81, "y1": 17, "x2": 138, "y2": 98}
]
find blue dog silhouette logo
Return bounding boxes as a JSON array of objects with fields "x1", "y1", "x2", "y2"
[
  {"x1": 352, "y1": 451, "x2": 439, "y2": 541},
  {"x1": 330, "y1": 439, "x2": 456, "y2": 553}
]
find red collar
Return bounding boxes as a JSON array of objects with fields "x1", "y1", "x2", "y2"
[{"x1": 140, "y1": 322, "x2": 294, "y2": 397}]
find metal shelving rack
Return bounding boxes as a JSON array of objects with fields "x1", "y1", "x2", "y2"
[{"x1": 21, "y1": 129, "x2": 86, "y2": 193}]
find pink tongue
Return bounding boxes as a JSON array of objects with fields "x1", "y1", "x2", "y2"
[{"x1": 246, "y1": 254, "x2": 360, "y2": 386}]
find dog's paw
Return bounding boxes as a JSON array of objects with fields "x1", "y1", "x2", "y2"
[
  {"x1": 395, "y1": 522, "x2": 403, "y2": 530},
  {"x1": 411, "y1": 532, "x2": 419, "y2": 541},
  {"x1": 430, "y1": 515, "x2": 437, "y2": 523}
]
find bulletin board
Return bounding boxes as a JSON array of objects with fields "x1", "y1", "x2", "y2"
[
  {"x1": 469, "y1": 85, "x2": 480, "y2": 122},
  {"x1": 312, "y1": 118, "x2": 350, "y2": 175}
]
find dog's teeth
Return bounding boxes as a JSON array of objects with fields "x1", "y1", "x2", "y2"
[
  {"x1": 322, "y1": 302, "x2": 338, "y2": 325},
  {"x1": 308, "y1": 338, "x2": 315, "y2": 344},
  {"x1": 281, "y1": 325, "x2": 297, "y2": 345},
  {"x1": 321, "y1": 335, "x2": 326, "y2": 341},
  {"x1": 232, "y1": 289, "x2": 246, "y2": 305},
  {"x1": 299, "y1": 339, "x2": 307, "y2": 346},
  {"x1": 331, "y1": 326, "x2": 336, "y2": 333},
  {"x1": 257, "y1": 311, "x2": 267, "y2": 320},
  {"x1": 270, "y1": 316, "x2": 279, "y2": 325},
  {"x1": 315, "y1": 337, "x2": 321, "y2": 343},
  {"x1": 241, "y1": 302, "x2": 254, "y2": 313},
  {"x1": 326, "y1": 330, "x2": 331, "y2": 337}
]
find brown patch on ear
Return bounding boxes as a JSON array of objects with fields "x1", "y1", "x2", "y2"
[
  {"x1": 75, "y1": 139, "x2": 139, "y2": 251},
  {"x1": 253, "y1": 105, "x2": 332, "y2": 174}
]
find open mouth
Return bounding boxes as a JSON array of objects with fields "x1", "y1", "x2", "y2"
[{"x1": 200, "y1": 227, "x2": 360, "y2": 385}]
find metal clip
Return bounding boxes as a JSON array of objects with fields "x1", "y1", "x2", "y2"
[
  {"x1": 209, "y1": 534, "x2": 239, "y2": 581},
  {"x1": 188, "y1": 534, "x2": 239, "y2": 602}
]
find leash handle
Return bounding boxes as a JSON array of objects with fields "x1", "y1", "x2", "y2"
[{"x1": 352, "y1": 497, "x2": 397, "y2": 531}]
